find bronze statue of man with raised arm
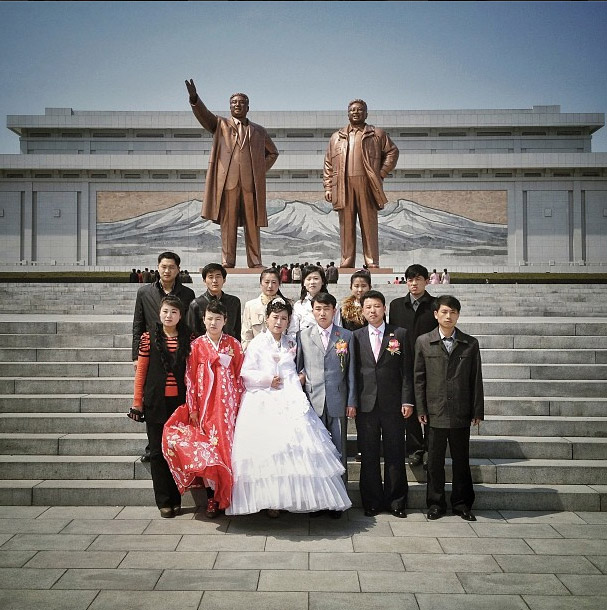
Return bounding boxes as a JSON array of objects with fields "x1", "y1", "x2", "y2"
[
  {"x1": 186, "y1": 79, "x2": 279, "y2": 268},
  {"x1": 323, "y1": 99, "x2": 399, "y2": 269}
]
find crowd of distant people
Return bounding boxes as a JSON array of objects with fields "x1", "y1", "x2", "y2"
[{"x1": 128, "y1": 252, "x2": 483, "y2": 524}]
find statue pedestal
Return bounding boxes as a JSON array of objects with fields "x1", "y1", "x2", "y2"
[{"x1": 339, "y1": 267, "x2": 394, "y2": 275}]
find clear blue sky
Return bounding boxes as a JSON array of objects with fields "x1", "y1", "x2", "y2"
[{"x1": 1, "y1": 1, "x2": 606, "y2": 153}]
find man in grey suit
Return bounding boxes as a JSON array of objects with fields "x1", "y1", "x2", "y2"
[{"x1": 297, "y1": 292, "x2": 357, "y2": 517}]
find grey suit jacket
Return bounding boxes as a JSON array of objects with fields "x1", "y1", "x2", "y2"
[{"x1": 296, "y1": 324, "x2": 358, "y2": 417}]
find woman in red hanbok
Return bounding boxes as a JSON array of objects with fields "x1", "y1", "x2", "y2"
[{"x1": 162, "y1": 300, "x2": 244, "y2": 515}]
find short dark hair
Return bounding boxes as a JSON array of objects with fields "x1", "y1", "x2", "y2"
[
  {"x1": 433, "y1": 295, "x2": 461, "y2": 313},
  {"x1": 230, "y1": 92, "x2": 249, "y2": 104},
  {"x1": 405, "y1": 264, "x2": 429, "y2": 280},
  {"x1": 360, "y1": 290, "x2": 385, "y2": 307},
  {"x1": 160, "y1": 294, "x2": 184, "y2": 316},
  {"x1": 205, "y1": 300, "x2": 228, "y2": 318},
  {"x1": 348, "y1": 99, "x2": 368, "y2": 113},
  {"x1": 202, "y1": 263, "x2": 227, "y2": 280},
  {"x1": 311, "y1": 292, "x2": 337, "y2": 308},
  {"x1": 299, "y1": 264, "x2": 328, "y2": 302},
  {"x1": 260, "y1": 267, "x2": 281, "y2": 283},
  {"x1": 158, "y1": 251, "x2": 180, "y2": 267},
  {"x1": 265, "y1": 297, "x2": 293, "y2": 318},
  {"x1": 350, "y1": 270, "x2": 372, "y2": 288}
]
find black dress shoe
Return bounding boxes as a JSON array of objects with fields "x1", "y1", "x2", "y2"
[
  {"x1": 309, "y1": 510, "x2": 325, "y2": 518},
  {"x1": 427, "y1": 506, "x2": 446, "y2": 520},
  {"x1": 391, "y1": 508, "x2": 407, "y2": 518},
  {"x1": 453, "y1": 507, "x2": 476, "y2": 521},
  {"x1": 328, "y1": 510, "x2": 342, "y2": 519},
  {"x1": 364, "y1": 508, "x2": 381, "y2": 517},
  {"x1": 159, "y1": 507, "x2": 174, "y2": 518},
  {"x1": 140, "y1": 451, "x2": 151, "y2": 463}
]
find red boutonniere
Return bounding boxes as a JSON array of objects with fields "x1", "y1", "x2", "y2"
[
  {"x1": 387, "y1": 334, "x2": 401, "y2": 356},
  {"x1": 220, "y1": 344, "x2": 235, "y2": 357},
  {"x1": 335, "y1": 338, "x2": 348, "y2": 372}
]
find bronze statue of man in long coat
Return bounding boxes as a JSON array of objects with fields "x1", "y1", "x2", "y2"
[{"x1": 186, "y1": 79, "x2": 279, "y2": 268}]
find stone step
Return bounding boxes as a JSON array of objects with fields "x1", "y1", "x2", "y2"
[
  {"x1": 0, "y1": 347, "x2": 131, "y2": 362},
  {"x1": 2, "y1": 318, "x2": 606, "y2": 337},
  {"x1": 0, "y1": 394, "x2": 127, "y2": 413},
  {"x1": 484, "y1": 379, "x2": 607, "y2": 398},
  {"x1": 345, "y1": 458, "x2": 607, "y2": 485},
  {"x1": 0, "y1": 479, "x2": 603, "y2": 511},
  {"x1": 481, "y1": 415, "x2": 607, "y2": 437},
  {"x1": 485, "y1": 397, "x2": 607, "y2": 417},
  {"x1": 0, "y1": 455, "x2": 149, "y2": 480},
  {"x1": 3, "y1": 345, "x2": 606, "y2": 367},
  {"x1": 0, "y1": 377, "x2": 133, "y2": 395},
  {"x1": 3, "y1": 432, "x2": 605, "y2": 460},
  {"x1": 0, "y1": 413, "x2": 134, "y2": 434},
  {"x1": 2, "y1": 361, "x2": 606, "y2": 381},
  {"x1": 0, "y1": 334, "x2": 122, "y2": 348},
  {"x1": 2, "y1": 376, "x2": 605, "y2": 397},
  {"x1": 1, "y1": 393, "x2": 604, "y2": 418},
  {"x1": 3, "y1": 412, "x2": 606, "y2": 439},
  {"x1": 481, "y1": 348, "x2": 607, "y2": 364},
  {"x1": 0, "y1": 433, "x2": 147, "y2": 456},
  {"x1": 483, "y1": 363, "x2": 607, "y2": 380}
]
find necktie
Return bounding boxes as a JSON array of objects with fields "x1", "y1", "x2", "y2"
[
  {"x1": 412, "y1": 299, "x2": 419, "y2": 312},
  {"x1": 372, "y1": 330, "x2": 382, "y2": 361},
  {"x1": 443, "y1": 336, "x2": 454, "y2": 354},
  {"x1": 321, "y1": 329, "x2": 330, "y2": 351},
  {"x1": 237, "y1": 121, "x2": 245, "y2": 148}
]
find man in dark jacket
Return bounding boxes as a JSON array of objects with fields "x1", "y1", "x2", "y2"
[
  {"x1": 132, "y1": 251, "x2": 195, "y2": 461},
  {"x1": 353, "y1": 290, "x2": 414, "y2": 518},
  {"x1": 388, "y1": 264, "x2": 438, "y2": 466},
  {"x1": 414, "y1": 295, "x2": 484, "y2": 522},
  {"x1": 186, "y1": 263, "x2": 241, "y2": 341}
]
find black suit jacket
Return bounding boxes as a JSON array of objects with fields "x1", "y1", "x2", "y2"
[
  {"x1": 353, "y1": 324, "x2": 414, "y2": 413},
  {"x1": 388, "y1": 291, "x2": 437, "y2": 352}
]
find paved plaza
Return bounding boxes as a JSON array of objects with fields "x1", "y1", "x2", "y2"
[{"x1": 1, "y1": 504, "x2": 606, "y2": 610}]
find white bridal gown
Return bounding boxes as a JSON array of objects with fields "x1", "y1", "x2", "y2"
[{"x1": 227, "y1": 330, "x2": 352, "y2": 515}]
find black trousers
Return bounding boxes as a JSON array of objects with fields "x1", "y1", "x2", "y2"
[
  {"x1": 405, "y1": 413, "x2": 426, "y2": 455},
  {"x1": 145, "y1": 398, "x2": 181, "y2": 509},
  {"x1": 426, "y1": 426, "x2": 474, "y2": 510},
  {"x1": 356, "y1": 405, "x2": 408, "y2": 511}
]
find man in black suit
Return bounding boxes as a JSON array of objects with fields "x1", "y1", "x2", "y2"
[
  {"x1": 352, "y1": 290, "x2": 414, "y2": 517},
  {"x1": 186, "y1": 263, "x2": 241, "y2": 341},
  {"x1": 388, "y1": 264, "x2": 438, "y2": 467}
]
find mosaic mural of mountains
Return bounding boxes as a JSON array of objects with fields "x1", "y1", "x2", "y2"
[{"x1": 97, "y1": 198, "x2": 507, "y2": 262}]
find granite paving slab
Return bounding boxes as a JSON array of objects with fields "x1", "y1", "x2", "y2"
[
  {"x1": 308, "y1": 592, "x2": 419, "y2": 610},
  {"x1": 155, "y1": 568, "x2": 259, "y2": 591},
  {"x1": 118, "y1": 550, "x2": 217, "y2": 569},
  {"x1": 0, "y1": 567, "x2": 65, "y2": 589},
  {"x1": 0, "y1": 590, "x2": 98, "y2": 610},
  {"x1": 416, "y1": 593, "x2": 529, "y2": 610},
  {"x1": 258, "y1": 569, "x2": 360, "y2": 592},
  {"x1": 494, "y1": 554, "x2": 601, "y2": 574},
  {"x1": 24, "y1": 550, "x2": 126, "y2": 569},
  {"x1": 198, "y1": 591, "x2": 307, "y2": 610},
  {"x1": 359, "y1": 570, "x2": 464, "y2": 593},
  {"x1": 0, "y1": 533, "x2": 96, "y2": 551},
  {"x1": 214, "y1": 551, "x2": 309, "y2": 570},
  {"x1": 458, "y1": 572, "x2": 570, "y2": 595},
  {"x1": 88, "y1": 590, "x2": 202, "y2": 610},
  {"x1": 523, "y1": 595, "x2": 607, "y2": 609},
  {"x1": 399, "y1": 553, "x2": 502, "y2": 572},
  {"x1": 52, "y1": 567, "x2": 162, "y2": 590},
  {"x1": 0, "y1": 550, "x2": 36, "y2": 567}
]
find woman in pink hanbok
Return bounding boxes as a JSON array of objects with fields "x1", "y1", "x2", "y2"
[{"x1": 162, "y1": 301, "x2": 244, "y2": 517}]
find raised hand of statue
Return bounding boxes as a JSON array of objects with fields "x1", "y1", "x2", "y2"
[{"x1": 185, "y1": 79, "x2": 198, "y2": 103}]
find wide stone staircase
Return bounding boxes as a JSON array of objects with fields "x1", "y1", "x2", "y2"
[{"x1": 0, "y1": 280, "x2": 606, "y2": 510}]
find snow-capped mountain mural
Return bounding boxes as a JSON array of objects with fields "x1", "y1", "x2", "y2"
[{"x1": 97, "y1": 197, "x2": 507, "y2": 267}]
